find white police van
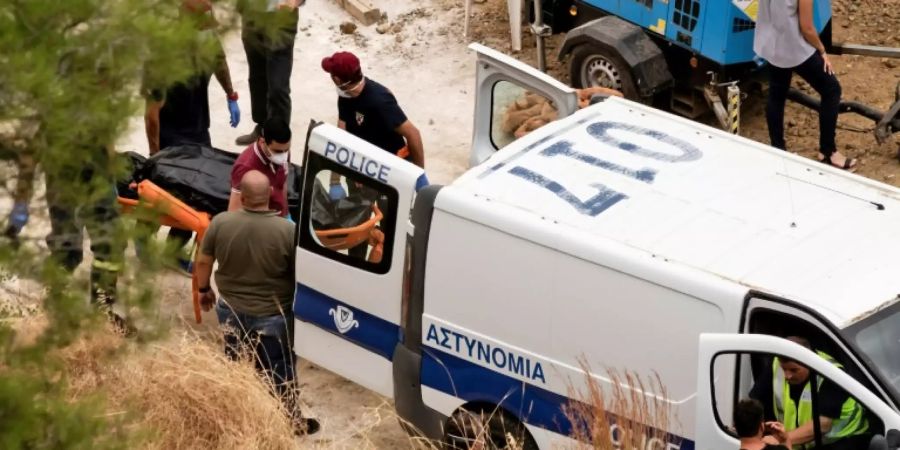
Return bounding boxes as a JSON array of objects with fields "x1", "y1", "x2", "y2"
[{"x1": 292, "y1": 44, "x2": 900, "y2": 449}]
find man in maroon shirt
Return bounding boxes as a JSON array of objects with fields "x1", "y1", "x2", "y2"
[{"x1": 228, "y1": 118, "x2": 291, "y2": 217}]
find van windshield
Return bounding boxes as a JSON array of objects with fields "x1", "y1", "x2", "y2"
[{"x1": 850, "y1": 303, "x2": 900, "y2": 401}]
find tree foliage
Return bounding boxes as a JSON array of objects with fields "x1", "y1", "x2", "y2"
[{"x1": 0, "y1": 0, "x2": 295, "y2": 447}]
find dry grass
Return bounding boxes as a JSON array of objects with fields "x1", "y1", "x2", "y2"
[
  {"x1": 565, "y1": 360, "x2": 677, "y2": 450},
  {"x1": 59, "y1": 329, "x2": 297, "y2": 450}
]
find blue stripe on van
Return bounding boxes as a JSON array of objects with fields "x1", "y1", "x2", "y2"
[
  {"x1": 420, "y1": 347, "x2": 695, "y2": 450},
  {"x1": 421, "y1": 346, "x2": 572, "y2": 434},
  {"x1": 292, "y1": 285, "x2": 694, "y2": 449},
  {"x1": 293, "y1": 283, "x2": 399, "y2": 361}
]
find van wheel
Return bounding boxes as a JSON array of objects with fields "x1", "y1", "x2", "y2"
[
  {"x1": 444, "y1": 407, "x2": 538, "y2": 450},
  {"x1": 569, "y1": 44, "x2": 642, "y2": 101}
]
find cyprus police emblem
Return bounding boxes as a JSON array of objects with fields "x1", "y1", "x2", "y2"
[{"x1": 329, "y1": 305, "x2": 360, "y2": 334}]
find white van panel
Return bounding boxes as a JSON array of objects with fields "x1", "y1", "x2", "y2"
[
  {"x1": 447, "y1": 98, "x2": 900, "y2": 327},
  {"x1": 432, "y1": 187, "x2": 750, "y2": 313},
  {"x1": 548, "y1": 252, "x2": 729, "y2": 437},
  {"x1": 423, "y1": 211, "x2": 558, "y2": 360},
  {"x1": 294, "y1": 321, "x2": 393, "y2": 397},
  {"x1": 419, "y1": 204, "x2": 741, "y2": 446}
]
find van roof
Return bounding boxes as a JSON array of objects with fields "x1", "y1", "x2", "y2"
[{"x1": 450, "y1": 97, "x2": 900, "y2": 328}]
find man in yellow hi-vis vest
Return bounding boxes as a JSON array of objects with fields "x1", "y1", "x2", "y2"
[{"x1": 750, "y1": 336, "x2": 870, "y2": 449}]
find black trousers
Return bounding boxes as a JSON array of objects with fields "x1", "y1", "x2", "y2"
[
  {"x1": 241, "y1": 9, "x2": 298, "y2": 127},
  {"x1": 46, "y1": 161, "x2": 123, "y2": 304},
  {"x1": 767, "y1": 52, "x2": 842, "y2": 157}
]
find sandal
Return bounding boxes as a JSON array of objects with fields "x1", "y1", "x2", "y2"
[{"x1": 819, "y1": 154, "x2": 858, "y2": 171}]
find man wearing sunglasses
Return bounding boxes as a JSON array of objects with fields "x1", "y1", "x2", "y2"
[{"x1": 321, "y1": 51, "x2": 425, "y2": 173}]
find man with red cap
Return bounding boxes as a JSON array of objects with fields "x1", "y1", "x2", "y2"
[{"x1": 321, "y1": 51, "x2": 425, "y2": 173}]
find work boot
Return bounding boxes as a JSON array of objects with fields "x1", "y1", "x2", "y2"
[
  {"x1": 105, "y1": 308, "x2": 137, "y2": 337},
  {"x1": 93, "y1": 289, "x2": 137, "y2": 337},
  {"x1": 292, "y1": 417, "x2": 321, "y2": 436},
  {"x1": 235, "y1": 124, "x2": 261, "y2": 146}
]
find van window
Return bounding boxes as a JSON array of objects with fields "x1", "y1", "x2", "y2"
[
  {"x1": 711, "y1": 350, "x2": 883, "y2": 449},
  {"x1": 491, "y1": 80, "x2": 558, "y2": 150},
  {"x1": 746, "y1": 307, "x2": 884, "y2": 402},
  {"x1": 846, "y1": 302, "x2": 900, "y2": 403},
  {"x1": 298, "y1": 152, "x2": 398, "y2": 274}
]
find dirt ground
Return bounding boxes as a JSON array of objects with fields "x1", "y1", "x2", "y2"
[{"x1": 2, "y1": 0, "x2": 898, "y2": 448}]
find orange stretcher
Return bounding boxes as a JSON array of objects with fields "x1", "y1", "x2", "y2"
[
  {"x1": 314, "y1": 203, "x2": 383, "y2": 251},
  {"x1": 118, "y1": 181, "x2": 387, "y2": 322},
  {"x1": 314, "y1": 203, "x2": 385, "y2": 264},
  {"x1": 118, "y1": 180, "x2": 210, "y2": 324}
]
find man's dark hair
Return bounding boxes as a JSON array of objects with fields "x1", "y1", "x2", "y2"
[
  {"x1": 780, "y1": 335, "x2": 813, "y2": 366},
  {"x1": 262, "y1": 118, "x2": 291, "y2": 144},
  {"x1": 734, "y1": 399, "x2": 765, "y2": 438}
]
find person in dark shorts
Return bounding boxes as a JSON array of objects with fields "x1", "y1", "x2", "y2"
[
  {"x1": 195, "y1": 169, "x2": 318, "y2": 436},
  {"x1": 734, "y1": 399, "x2": 791, "y2": 450}
]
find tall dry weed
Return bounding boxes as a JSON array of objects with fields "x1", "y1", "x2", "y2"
[
  {"x1": 565, "y1": 360, "x2": 680, "y2": 450},
  {"x1": 60, "y1": 329, "x2": 296, "y2": 450}
]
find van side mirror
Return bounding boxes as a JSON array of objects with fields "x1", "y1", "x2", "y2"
[
  {"x1": 873, "y1": 430, "x2": 900, "y2": 450},
  {"x1": 870, "y1": 435, "x2": 888, "y2": 450},
  {"x1": 888, "y1": 429, "x2": 900, "y2": 448}
]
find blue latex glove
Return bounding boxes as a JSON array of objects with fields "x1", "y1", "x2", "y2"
[
  {"x1": 286, "y1": 214, "x2": 295, "y2": 224},
  {"x1": 228, "y1": 99, "x2": 240, "y2": 128},
  {"x1": 7, "y1": 202, "x2": 29, "y2": 236},
  {"x1": 329, "y1": 184, "x2": 347, "y2": 201}
]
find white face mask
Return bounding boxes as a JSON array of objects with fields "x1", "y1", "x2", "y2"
[
  {"x1": 336, "y1": 86, "x2": 351, "y2": 98},
  {"x1": 268, "y1": 150, "x2": 289, "y2": 165}
]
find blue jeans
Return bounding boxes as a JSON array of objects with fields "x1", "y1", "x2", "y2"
[{"x1": 215, "y1": 301, "x2": 298, "y2": 412}]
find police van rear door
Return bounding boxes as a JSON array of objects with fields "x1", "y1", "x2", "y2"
[
  {"x1": 469, "y1": 43, "x2": 580, "y2": 167},
  {"x1": 293, "y1": 122, "x2": 427, "y2": 398}
]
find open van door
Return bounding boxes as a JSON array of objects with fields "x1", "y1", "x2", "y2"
[
  {"x1": 695, "y1": 333, "x2": 900, "y2": 450},
  {"x1": 293, "y1": 122, "x2": 426, "y2": 398},
  {"x1": 469, "y1": 43, "x2": 579, "y2": 167}
]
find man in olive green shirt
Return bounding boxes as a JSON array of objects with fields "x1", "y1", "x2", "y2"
[{"x1": 195, "y1": 169, "x2": 319, "y2": 436}]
